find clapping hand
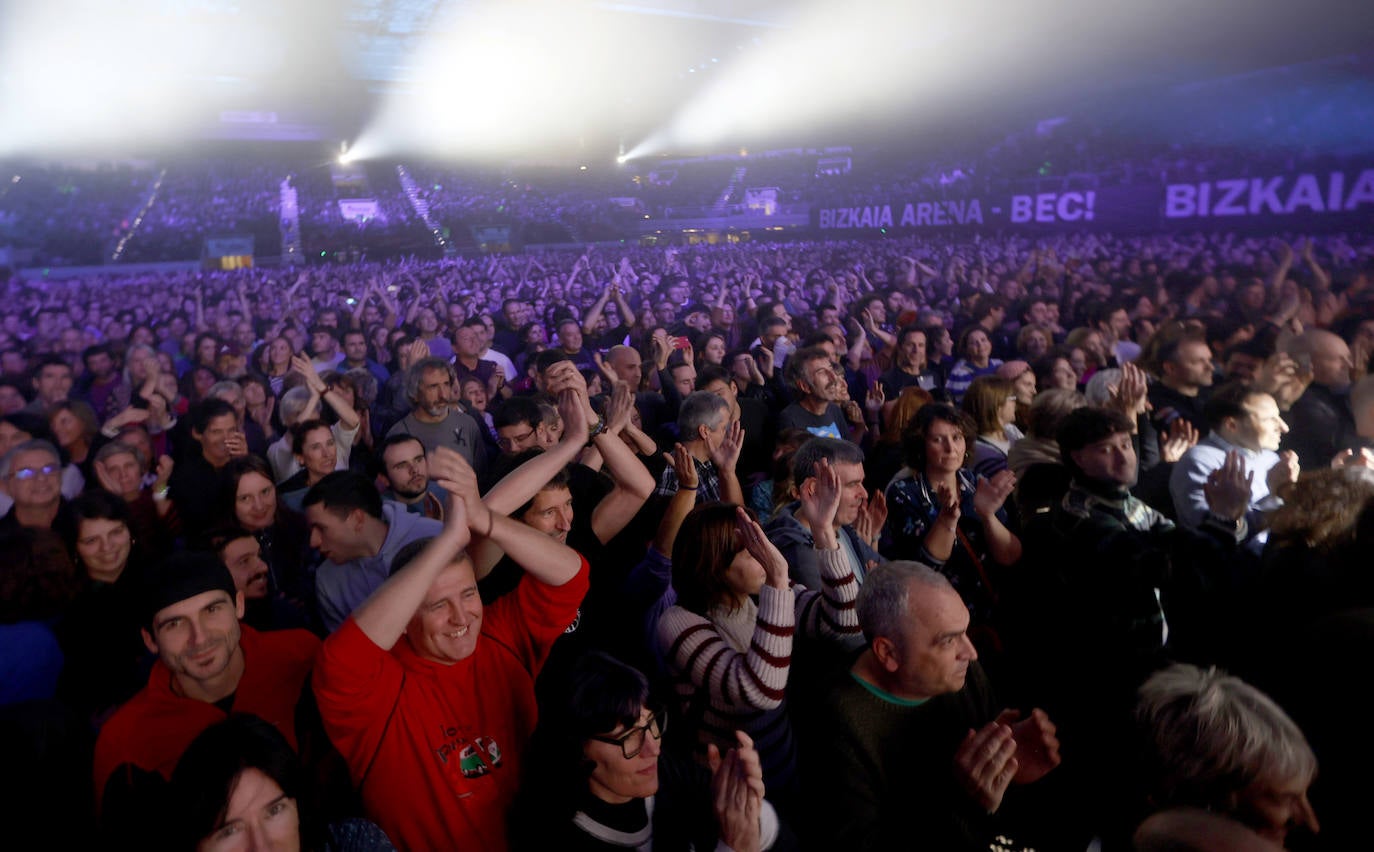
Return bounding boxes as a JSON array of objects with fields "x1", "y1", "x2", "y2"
[
  {"x1": 662, "y1": 442, "x2": 699, "y2": 491},
  {"x1": 290, "y1": 353, "x2": 327, "y2": 394},
  {"x1": 972, "y1": 469, "x2": 1015, "y2": 518},
  {"x1": 710, "y1": 420, "x2": 744, "y2": 473},
  {"x1": 603, "y1": 381, "x2": 634, "y2": 436},
  {"x1": 865, "y1": 382, "x2": 886, "y2": 422},
  {"x1": 953, "y1": 721, "x2": 1017, "y2": 813},
  {"x1": 1159, "y1": 418, "x2": 1199, "y2": 464},
  {"x1": 709, "y1": 731, "x2": 765, "y2": 852},
  {"x1": 935, "y1": 481, "x2": 961, "y2": 525},
  {"x1": 1107, "y1": 362, "x2": 1149, "y2": 417},
  {"x1": 1265, "y1": 450, "x2": 1300, "y2": 495},
  {"x1": 1204, "y1": 450, "x2": 1252, "y2": 521},
  {"x1": 798, "y1": 457, "x2": 843, "y2": 545},
  {"x1": 996, "y1": 708, "x2": 1061, "y2": 785},
  {"x1": 855, "y1": 489, "x2": 887, "y2": 547},
  {"x1": 430, "y1": 447, "x2": 486, "y2": 544}
]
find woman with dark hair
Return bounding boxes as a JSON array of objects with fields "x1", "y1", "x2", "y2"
[
  {"x1": 516, "y1": 321, "x2": 549, "y2": 374},
  {"x1": 514, "y1": 651, "x2": 784, "y2": 851},
  {"x1": 57, "y1": 492, "x2": 152, "y2": 721},
  {"x1": 47, "y1": 399, "x2": 100, "y2": 476},
  {"x1": 193, "y1": 333, "x2": 223, "y2": 372},
  {"x1": 944, "y1": 326, "x2": 1003, "y2": 403},
  {"x1": 655, "y1": 490, "x2": 860, "y2": 807},
  {"x1": 171, "y1": 714, "x2": 392, "y2": 851},
  {"x1": 239, "y1": 374, "x2": 281, "y2": 446},
  {"x1": 278, "y1": 420, "x2": 339, "y2": 513},
  {"x1": 180, "y1": 365, "x2": 222, "y2": 408},
  {"x1": 883, "y1": 403, "x2": 1020, "y2": 642},
  {"x1": 1034, "y1": 352, "x2": 1080, "y2": 394},
  {"x1": 694, "y1": 330, "x2": 728, "y2": 368},
  {"x1": 221, "y1": 456, "x2": 315, "y2": 631},
  {"x1": 263, "y1": 336, "x2": 295, "y2": 396}
]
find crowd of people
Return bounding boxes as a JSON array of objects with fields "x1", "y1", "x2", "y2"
[{"x1": 3, "y1": 225, "x2": 1374, "y2": 851}]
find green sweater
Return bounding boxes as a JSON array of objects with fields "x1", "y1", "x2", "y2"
[{"x1": 806, "y1": 662, "x2": 1014, "y2": 851}]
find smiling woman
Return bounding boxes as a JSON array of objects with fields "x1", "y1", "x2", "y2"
[{"x1": 513, "y1": 651, "x2": 781, "y2": 851}]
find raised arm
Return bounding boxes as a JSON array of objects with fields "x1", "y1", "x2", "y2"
[
  {"x1": 351, "y1": 475, "x2": 471, "y2": 650},
  {"x1": 710, "y1": 420, "x2": 746, "y2": 506},
  {"x1": 656, "y1": 509, "x2": 795, "y2": 713},
  {"x1": 612, "y1": 281, "x2": 636, "y2": 330},
  {"x1": 653, "y1": 443, "x2": 699, "y2": 557},
  {"x1": 587, "y1": 382, "x2": 655, "y2": 544},
  {"x1": 582, "y1": 284, "x2": 612, "y2": 336},
  {"x1": 481, "y1": 386, "x2": 587, "y2": 516},
  {"x1": 446, "y1": 448, "x2": 583, "y2": 587},
  {"x1": 292, "y1": 354, "x2": 360, "y2": 430},
  {"x1": 793, "y1": 459, "x2": 861, "y2": 640}
]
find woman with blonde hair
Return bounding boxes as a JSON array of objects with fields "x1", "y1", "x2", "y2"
[{"x1": 962, "y1": 376, "x2": 1020, "y2": 480}]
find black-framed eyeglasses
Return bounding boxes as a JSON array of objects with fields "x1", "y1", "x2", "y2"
[
  {"x1": 588, "y1": 711, "x2": 666, "y2": 759},
  {"x1": 497, "y1": 427, "x2": 536, "y2": 450}
]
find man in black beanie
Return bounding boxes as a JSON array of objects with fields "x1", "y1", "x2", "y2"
[{"x1": 92, "y1": 551, "x2": 319, "y2": 814}]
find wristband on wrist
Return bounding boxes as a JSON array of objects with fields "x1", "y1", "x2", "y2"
[{"x1": 585, "y1": 416, "x2": 607, "y2": 445}]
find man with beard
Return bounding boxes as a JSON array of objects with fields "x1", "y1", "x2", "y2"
[
  {"x1": 778, "y1": 345, "x2": 861, "y2": 442},
  {"x1": 387, "y1": 357, "x2": 486, "y2": 477},
  {"x1": 209, "y1": 527, "x2": 312, "y2": 632},
  {"x1": 379, "y1": 434, "x2": 446, "y2": 520}
]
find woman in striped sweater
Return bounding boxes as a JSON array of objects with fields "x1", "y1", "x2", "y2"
[{"x1": 656, "y1": 459, "x2": 860, "y2": 808}]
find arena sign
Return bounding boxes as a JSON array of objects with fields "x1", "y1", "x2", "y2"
[{"x1": 812, "y1": 167, "x2": 1373, "y2": 233}]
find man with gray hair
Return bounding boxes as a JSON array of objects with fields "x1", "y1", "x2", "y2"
[
  {"x1": 653, "y1": 390, "x2": 743, "y2": 505},
  {"x1": 386, "y1": 356, "x2": 485, "y2": 477},
  {"x1": 806, "y1": 560, "x2": 1063, "y2": 851},
  {"x1": 766, "y1": 437, "x2": 885, "y2": 591},
  {"x1": 0, "y1": 438, "x2": 76, "y2": 543}
]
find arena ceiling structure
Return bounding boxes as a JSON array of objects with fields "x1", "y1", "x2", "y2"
[{"x1": 0, "y1": 0, "x2": 1369, "y2": 162}]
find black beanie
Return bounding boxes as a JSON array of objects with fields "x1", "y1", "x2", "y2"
[{"x1": 141, "y1": 551, "x2": 237, "y2": 631}]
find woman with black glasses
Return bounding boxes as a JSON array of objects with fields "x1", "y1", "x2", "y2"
[{"x1": 514, "y1": 651, "x2": 787, "y2": 851}]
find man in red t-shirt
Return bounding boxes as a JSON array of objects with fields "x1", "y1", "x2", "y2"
[
  {"x1": 93, "y1": 552, "x2": 319, "y2": 816},
  {"x1": 313, "y1": 447, "x2": 588, "y2": 851}
]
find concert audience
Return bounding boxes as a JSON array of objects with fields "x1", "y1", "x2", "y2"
[{"x1": 2, "y1": 220, "x2": 1373, "y2": 851}]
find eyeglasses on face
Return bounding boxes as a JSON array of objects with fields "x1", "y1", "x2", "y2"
[
  {"x1": 497, "y1": 427, "x2": 536, "y2": 450},
  {"x1": 12, "y1": 464, "x2": 59, "y2": 481},
  {"x1": 588, "y1": 711, "x2": 666, "y2": 759}
]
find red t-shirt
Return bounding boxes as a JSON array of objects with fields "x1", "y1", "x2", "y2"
[
  {"x1": 92, "y1": 625, "x2": 319, "y2": 806},
  {"x1": 313, "y1": 559, "x2": 588, "y2": 852}
]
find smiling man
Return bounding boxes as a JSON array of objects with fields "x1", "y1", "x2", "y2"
[
  {"x1": 92, "y1": 552, "x2": 319, "y2": 813},
  {"x1": 1170, "y1": 383, "x2": 1298, "y2": 549},
  {"x1": 313, "y1": 448, "x2": 588, "y2": 851}
]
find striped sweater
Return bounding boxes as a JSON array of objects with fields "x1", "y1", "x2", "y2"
[{"x1": 655, "y1": 546, "x2": 860, "y2": 796}]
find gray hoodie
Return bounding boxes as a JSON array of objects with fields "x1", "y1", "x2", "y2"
[{"x1": 315, "y1": 501, "x2": 444, "y2": 633}]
